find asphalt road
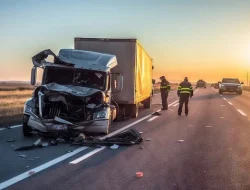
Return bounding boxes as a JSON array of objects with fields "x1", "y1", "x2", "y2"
[{"x1": 1, "y1": 88, "x2": 250, "y2": 190}]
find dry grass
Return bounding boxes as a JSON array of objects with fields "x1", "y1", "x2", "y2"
[{"x1": 0, "y1": 90, "x2": 33, "y2": 117}]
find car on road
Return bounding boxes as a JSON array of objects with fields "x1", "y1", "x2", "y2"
[
  {"x1": 218, "y1": 78, "x2": 244, "y2": 95},
  {"x1": 214, "y1": 83, "x2": 219, "y2": 89},
  {"x1": 196, "y1": 79, "x2": 206, "y2": 88}
]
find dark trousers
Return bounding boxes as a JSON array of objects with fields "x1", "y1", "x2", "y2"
[
  {"x1": 178, "y1": 94, "x2": 190, "y2": 114},
  {"x1": 161, "y1": 91, "x2": 168, "y2": 109}
]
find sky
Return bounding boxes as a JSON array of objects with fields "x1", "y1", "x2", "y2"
[{"x1": 1, "y1": 0, "x2": 250, "y2": 83}]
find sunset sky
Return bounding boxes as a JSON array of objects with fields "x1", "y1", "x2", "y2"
[{"x1": 1, "y1": 0, "x2": 250, "y2": 83}]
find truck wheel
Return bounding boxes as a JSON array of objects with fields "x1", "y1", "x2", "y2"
[
  {"x1": 22, "y1": 115, "x2": 32, "y2": 137},
  {"x1": 131, "y1": 104, "x2": 139, "y2": 118},
  {"x1": 143, "y1": 97, "x2": 151, "y2": 109},
  {"x1": 219, "y1": 90, "x2": 223, "y2": 94},
  {"x1": 238, "y1": 91, "x2": 242, "y2": 95}
]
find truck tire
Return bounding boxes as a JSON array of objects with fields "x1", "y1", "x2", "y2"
[
  {"x1": 131, "y1": 104, "x2": 139, "y2": 118},
  {"x1": 22, "y1": 115, "x2": 32, "y2": 137},
  {"x1": 143, "y1": 97, "x2": 151, "y2": 109},
  {"x1": 238, "y1": 91, "x2": 242, "y2": 95},
  {"x1": 219, "y1": 90, "x2": 223, "y2": 94}
]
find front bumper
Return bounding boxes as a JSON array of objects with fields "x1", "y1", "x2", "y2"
[{"x1": 25, "y1": 113, "x2": 110, "y2": 134}]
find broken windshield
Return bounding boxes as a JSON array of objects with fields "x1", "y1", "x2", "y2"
[{"x1": 44, "y1": 67, "x2": 106, "y2": 90}]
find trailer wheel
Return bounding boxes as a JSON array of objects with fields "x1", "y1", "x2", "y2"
[
  {"x1": 143, "y1": 97, "x2": 151, "y2": 109},
  {"x1": 131, "y1": 104, "x2": 139, "y2": 118}
]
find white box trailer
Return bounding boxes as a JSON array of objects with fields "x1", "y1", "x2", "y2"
[{"x1": 74, "y1": 38, "x2": 153, "y2": 118}]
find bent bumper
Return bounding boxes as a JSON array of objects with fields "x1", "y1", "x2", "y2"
[{"x1": 26, "y1": 113, "x2": 110, "y2": 134}]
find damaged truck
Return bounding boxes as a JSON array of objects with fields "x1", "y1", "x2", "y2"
[{"x1": 23, "y1": 38, "x2": 153, "y2": 136}]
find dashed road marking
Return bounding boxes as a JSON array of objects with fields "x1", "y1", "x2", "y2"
[
  {"x1": 237, "y1": 109, "x2": 247, "y2": 116},
  {"x1": 227, "y1": 101, "x2": 233, "y2": 105},
  {"x1": 223, "y1": 97, "x2": 227, "y2": 101},
  {"x1": 173, "y1": 103, "x2": 179, "y2": 107},
  {"x1": 147, "y1": 116, "x2": 159, "y2": 122}
]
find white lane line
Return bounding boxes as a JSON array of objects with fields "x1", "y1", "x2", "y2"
[
  {"x1": 237, "y1": 109, "x2": 247, "y2": 116},
  {"x1": 0, "y1": 147, "x2": 88, "y2": 190},
  {"x1": 69, "y1": 99, "x2": 180, "y2": 165},
  {"x1": 0, "y1": 124, "x2": 22, "y2": 132},
  {"x1": 147, "y1": 116, "x2": 159, "y2": 122},
  {"x1": 223, "y1": 97, "x2": 227, "y2": 101},
  {"x1": 70, "y1": 147, "x2": 106, "y2": 164},
  {"x1": 228, "y1": 101, "x2": 233, "y2": 105},
  {"x1": 173, "y1": 103, "x2": 179, "y2": 107}
]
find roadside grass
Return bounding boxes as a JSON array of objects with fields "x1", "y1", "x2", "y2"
[{"x1": 0, "y1": 90, "x2": 33, "y2": 117}]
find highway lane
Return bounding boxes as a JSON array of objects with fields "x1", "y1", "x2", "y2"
[
  {"x1": 0, "y1": 90, "x2": 179, "y2": 189},
  {"x1": 3, "y1": 87, "x2": 250, "y2": 190}
]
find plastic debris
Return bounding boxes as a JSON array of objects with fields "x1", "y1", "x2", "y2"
[
  {"x1": 19, "y1": 154, "x2": 27, "y2": 158},
  {"x1": 110, "y1": 144, "x2": 119, "y2": 149},
  {"x1": 177, "y1": 140, "x2": 184, "y2": 143},
  {"x1": 6, "y1": 139, "x2": 15, "y2": 142},
  {"x1": 136, "y1": 172, "x2": 144, "y2": 178}
]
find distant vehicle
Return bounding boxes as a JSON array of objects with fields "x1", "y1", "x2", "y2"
[
  {"x1": 219, "y1": 78, "x2": 244, "y2": 95},
  {"x1": 196, "y1": 79, "x2": 206, "y2": 88},
  {"x1": 214, "y1": 83, "x2": 219, "y2": 89}
]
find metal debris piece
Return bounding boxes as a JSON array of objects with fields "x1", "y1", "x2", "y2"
[
  {"x1": 49, "y1": 140, "x2": 58, "y2": 146},
  {"x1": 152, "y1": 112, "x2": 161, "y2": 116},
  {"x1": 19, "y1": 154, "x2": 27, "y2": 158},
  {"x1": 177, "y1": 140, "x2": 184, "y2": 143},
  {"x1": 56, "y1": 138, "x2": 66, "y2": 143},
  {"x1": 110, "y1": 144, "x2": 119, "y2": 149},
  {"x1": 74, "y1": 133, "x2": 86, "y2": 143},
  {"x1": 6, "y1": 139, "x2": 15, "y2": 142},
  {"x1": 42, "y1": 143, "x2": 49, "y2": 147}
]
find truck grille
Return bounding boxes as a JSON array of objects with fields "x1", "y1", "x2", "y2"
[{"x1": 48, "y1": 103, "x2": 61, "y2": 118}]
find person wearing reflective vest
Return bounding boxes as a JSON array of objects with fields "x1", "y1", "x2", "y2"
[
  {"x1": 159, "y1": 76, "x2": 171, "y2": 110},
  {"x1": 177, "y1": 77, "x2": 193, "y2": 116}
]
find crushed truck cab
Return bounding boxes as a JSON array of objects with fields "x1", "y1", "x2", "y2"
[{"x1": 23, "y1": 49, "x2": 123, "y2": 136}]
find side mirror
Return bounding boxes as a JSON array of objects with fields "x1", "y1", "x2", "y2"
[
  {"x1": 31, "y1": 67, "x2": 37, "y2": 86},
  {"x1": 241, "y1": 82, "x2": 244, "y2": 84},
  {"x1": 152, "y1": 79, "x2": 155, "y2": 84}
]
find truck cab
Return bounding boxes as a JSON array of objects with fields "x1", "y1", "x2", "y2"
[
  {"x1": 22, "y1": 49, "x2": 123, "y2": 136},
  {"x1": 196, "y1": 79, "x2": 206, "y2": 88},
  {"x1": 219, "y1": 78, "x2": 243, "y2": 95}
]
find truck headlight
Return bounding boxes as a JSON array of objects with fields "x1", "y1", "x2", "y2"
[
  {"x1": 24, "y1": 104, "x2": 34, "y2": 113},
  {"x1": 95, "y1": 111, "x2": 108, "y2": 119}
]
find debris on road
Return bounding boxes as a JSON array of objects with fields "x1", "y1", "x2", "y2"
[
  {"x1": 6, "y1": 139, "x2": 15, "y2": 142},
  {"x1": 220, "y1": 117, "x2": 224, "y2": 119},
  {"x1": 204, "y1": 126, "x2": 212, "y2": 128},
  {"x1": 26, "y1": 166, "x2": 30, "y2": 168},
  {"x1": 28, "y1": 171, "x2": 36, "y2": 175},
  {"x1": 136, "y1": 172, "x2": 144, "y2": 178},
  {"x1": 145, "y1": 139, "x2": 151, "y2": 141},
  {"x1": 110, "y1": 144, "x2": 119, "y2": 149},
  {"x1": 72, "y1": 128, "x2": 143, "y2": 147},
  {"x1": 152, "y1": 112, "x2": 161, "y2": 116},
  {"x1": 49, "y1": 140, "x2": 58, "y2": 146},
  {"x1": 140, "y1": 146, "x2": 144, "y2": 149},
  {"x1": 19, "y1": 154, "x2": 27, "y2": 158},
  {"x1": 15, "y1": 139, "x2": 43, "y2": 151},
  {"x1": 56, "y1": 138, "x2": 66, "y2": 143},
  {"x1": 177, "y1": 140, "x2": 184, "y2": 143},
  {"x1": 139, "y1": 132, "x2": 143, "y2": 134}
]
